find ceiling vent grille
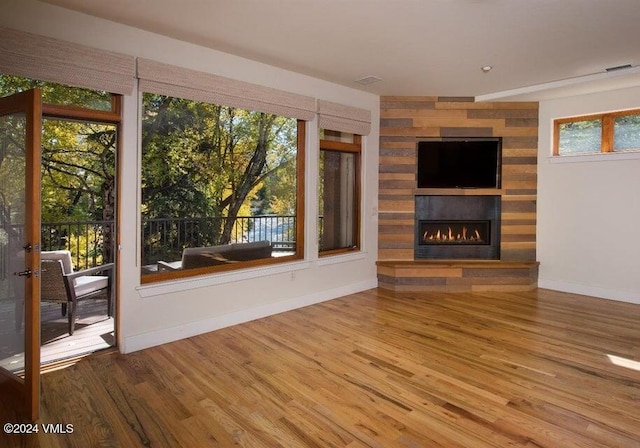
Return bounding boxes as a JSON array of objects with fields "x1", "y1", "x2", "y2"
[
  {"x1": 354, "y1": 75, "x2": 382, "y2": 85},
  {"x1": 605, "y1": 64, "x2": 633, "y2": 72}
]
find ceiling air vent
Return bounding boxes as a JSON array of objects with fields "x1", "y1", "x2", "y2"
[
  {"x1": 605, "y1": 64, "x2": 633, "y2": 72},
  {"x1": 354, "y1": 76, "x2": 382, "y2": 85}
]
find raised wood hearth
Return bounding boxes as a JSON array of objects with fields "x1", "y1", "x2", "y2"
[{"x1": 377, "y1": 260, "x2": 539, "y2": 292}]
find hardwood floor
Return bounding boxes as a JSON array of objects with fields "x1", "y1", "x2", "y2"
[{"x1": 2, "y1": 288, "x2": 640, "y2": 447}]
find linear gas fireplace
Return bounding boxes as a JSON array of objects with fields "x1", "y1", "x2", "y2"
[
  {"x1": 420, "y1": 220, "x2": 490, "y2": 245},
  {"x1": 415, "y1": 196, "x2": 500, "y2": 260}
]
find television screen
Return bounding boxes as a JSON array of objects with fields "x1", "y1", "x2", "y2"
[{"x1": 417, "y1": 138, "x2": 501, "y2": 188}]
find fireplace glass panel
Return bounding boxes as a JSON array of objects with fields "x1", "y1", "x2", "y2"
[
  {"x1": 419, "y1": 220, "x2": 490, "y2": 246},
  {"x1": 414, "y1": 195, "x2": 500, "y2": 260}
]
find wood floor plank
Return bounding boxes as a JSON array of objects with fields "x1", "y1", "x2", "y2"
[{"x1": 2, "y1": 288, "x2": 640, "y2": 447}]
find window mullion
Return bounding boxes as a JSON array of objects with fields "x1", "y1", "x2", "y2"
[
  {"x1": 602, "y1": 115, "x2": 614, "y2": 153},
  {"x1": 553, "y1": 121, "x2": 561, "y2": 156}
]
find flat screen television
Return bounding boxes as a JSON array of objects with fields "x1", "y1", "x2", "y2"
[{"x1": 416, "y1": 138, "x2": 502, "y2": 188}]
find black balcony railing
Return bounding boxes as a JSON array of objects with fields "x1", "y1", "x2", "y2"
[
  {"x1": 0, "y1": 220, "x2": 115, "y2": 280},
  {"x1": 142, "y1": 215, "x2": 297, "y2": 264},
  {"x1": 41, "y1": 220, "x2": 116, "y2": 269},
  {"x1": 1, "y1": 215, "x2": 304, "y2": 280}
]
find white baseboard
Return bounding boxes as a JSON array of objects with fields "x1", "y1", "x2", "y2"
[
  {"x1": 538, "y1": 279, "x2": 640, "y2": 305},
  {"x1": 122, "y1": 278, "x2": 378, "y2": 353}
]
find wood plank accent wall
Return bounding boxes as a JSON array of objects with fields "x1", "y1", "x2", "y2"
[{"x1": 379, "y1": 96, "x2": 539, "y2": 262}]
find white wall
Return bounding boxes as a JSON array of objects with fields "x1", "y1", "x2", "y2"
[
  {"x1": 538, "y1": 86, "x2": 640, "y2": 304},
  {"x1": 2, "y1": 0, "x2": 380, "y2": 351}
]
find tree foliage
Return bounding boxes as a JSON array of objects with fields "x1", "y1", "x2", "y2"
[
  {"x1": 1, "y1": 75, "x2": 117, "y2": 265},
  {"x1": 0, "y1": 75, "x2": 111, "y2": 111},
  {"x1": 0, "y1": 75, "x2": 116, "y2": 224},
  {"x1": 141, "y1": 93, "x2": 298, "y2": 249}
]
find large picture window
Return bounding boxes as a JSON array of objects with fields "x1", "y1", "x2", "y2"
[
  {"x1": 318, "y1": 130, "x2": 361, "y2": 255},
  {"x1": 140, "y1": 93, "x2": 304, "y2": 281},
  {"x1": 554, "y1": 108, "x2": 640, "y2": 156}
]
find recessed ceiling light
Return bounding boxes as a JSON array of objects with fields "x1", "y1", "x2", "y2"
[
  {"x1": 354, "y1": 75, "x2": 382, "y2": 85},
  {"x1": 481, "y1": 65, "x2": 493, "y2": 73}
]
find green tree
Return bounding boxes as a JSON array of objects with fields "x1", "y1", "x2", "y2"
[
  {"x1": 0, "y1": 75, "x2": 111, "y2": 111},
  {"x1": 141, "y1": 93, "x2": 297, "y2": 258}
]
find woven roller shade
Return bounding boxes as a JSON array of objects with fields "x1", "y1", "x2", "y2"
[
  {"x1": 318, "y1": 100, "x2": 371, "y2": 136},
  {"x1": 0, "y1": 27, "x2": 135, "y2": 95},
  {"x1": 137, "y1": 58, "x2": 316, "y2": 121}
]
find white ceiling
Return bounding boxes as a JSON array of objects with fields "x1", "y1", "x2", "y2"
[{"x1": 41, "y1": 0, "x2": 640, "y2": 101}]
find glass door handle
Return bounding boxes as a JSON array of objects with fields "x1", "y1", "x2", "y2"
[{"x1": 14, "y1": 269, "x2": 32, "y2": 278}]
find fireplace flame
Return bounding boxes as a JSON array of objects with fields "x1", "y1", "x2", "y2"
[{"x1": 423, "y1": 226, "x2": 485, "y2": 244}]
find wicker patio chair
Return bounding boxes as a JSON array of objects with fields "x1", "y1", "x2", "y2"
[{"x1": 40, "y1": 250, "x2": 113, "y2": 335}]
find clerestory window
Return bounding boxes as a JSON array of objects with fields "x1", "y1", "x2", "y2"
[{"x1": 554, "y1": 108, "x2": 640, "y2": 156}]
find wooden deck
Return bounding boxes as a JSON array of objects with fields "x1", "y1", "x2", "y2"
[
  {"x1": 39, "y1": 300, "x2": 115, "y2": 367},
  {"x1": 2, "y1": 288, "x2": 640, "y2": 447},
  {"x1": 0, "y1": 299, "x2": 114, "y2": 372}
]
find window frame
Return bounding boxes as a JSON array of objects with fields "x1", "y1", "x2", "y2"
[
  {"x1": 41, "y1": 97, "x2": 121, "y2": 123},
  {"x1": 318, "y1": 134, "x2": 362, "y2": 257},
  {"x1": 554, "y1": 108, "x2": 640, "y2": 156},
  {"x1": 140, "y1": 112, "x2": 306, "y2": 285}
]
